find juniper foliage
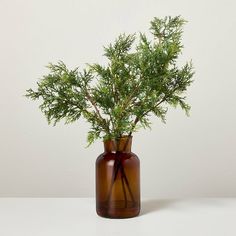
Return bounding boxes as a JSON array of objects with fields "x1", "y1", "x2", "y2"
[{"x1": 26, "y1": 16, "x2": 194, "y2": 145}]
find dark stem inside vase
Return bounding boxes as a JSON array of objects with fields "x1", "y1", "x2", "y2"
[
  {"x1": 104, "y1": 137, "x2": 134, "y2": 206},
  {"x1": 96, "y1": 136, "x2": 140, "y2": 218}
]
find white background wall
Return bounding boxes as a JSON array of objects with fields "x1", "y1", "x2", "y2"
[{"x1": 0, "y1": 0, "x2": 235, "y2": 198}]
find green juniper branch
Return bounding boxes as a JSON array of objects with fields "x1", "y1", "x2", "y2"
[{"x1": 26, "y1": 16, "x2": 194, "y2": 145}]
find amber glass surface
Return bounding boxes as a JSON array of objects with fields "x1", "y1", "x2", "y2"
[{"x1": 96, "y1": 136, "x2": 140, "y2": 218}]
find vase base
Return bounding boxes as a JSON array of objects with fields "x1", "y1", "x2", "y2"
[{"x1": 96, "y1": 200, "x2": 140, "y2": 218}]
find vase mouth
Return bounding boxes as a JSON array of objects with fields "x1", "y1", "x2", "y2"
[{"x1": 103, "y1": 136, "x2": 132, "y2": 153}]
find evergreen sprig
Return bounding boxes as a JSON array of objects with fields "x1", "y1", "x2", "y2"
[{"x1": 26, "y1": 16, "x2": 194, "y2": 145}]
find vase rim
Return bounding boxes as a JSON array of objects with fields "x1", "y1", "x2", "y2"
[
  {"x1": 103, "y1": 136, "x2": 132, "y2": 153},
  {"x1": 103, "y1": 135, "x2": 133, "y2": 142}
]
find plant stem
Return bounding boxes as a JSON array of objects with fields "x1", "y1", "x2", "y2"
[
  {"x1": 107, "y1": 157, "x2": 120, "y2": 203},
  {"x1": 128, "y1": 85, "x2": 180, "y2": 136},
  {"x1": 85, "y1": 91, "x2": 110, "y2": 134},
  {"x1": 121, "y1": 172, "x2": 127, "y2": 208},
  {"x1": 106, "y1": 151, "x2": 135, "y2": 208},
  {"x1": 106, "y1": 137, "x2": 134, "y2": 208},
  {"x1": 119, "y1": 161, "x2": 135, "y2": 204}
]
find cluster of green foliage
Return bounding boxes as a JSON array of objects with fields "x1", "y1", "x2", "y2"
[{"x1": 26, "y1": 16, "x2": 194, "y2": 145}]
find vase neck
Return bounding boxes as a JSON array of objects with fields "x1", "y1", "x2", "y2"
[{"x1": 103, "y1": 136, "x2": 132, "y2": 153}]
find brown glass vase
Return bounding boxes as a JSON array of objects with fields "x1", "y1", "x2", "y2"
[{"x1": 96, "y1": 136, "x2": 140, "y2": 218}]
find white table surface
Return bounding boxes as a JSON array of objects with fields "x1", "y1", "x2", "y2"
[{"x1": 0, "y1": 198, "x2": 235, "y2": 236}]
